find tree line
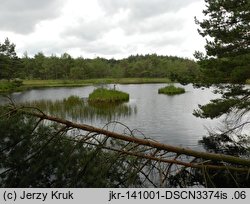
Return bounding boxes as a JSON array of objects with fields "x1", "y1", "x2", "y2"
[{"x1": 0, "y1": 40, "x2": 199, "y2": 81}]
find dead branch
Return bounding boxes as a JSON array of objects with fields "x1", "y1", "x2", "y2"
[{"x1": 18, "y1": 108, "x2": 250, "y2": 168}]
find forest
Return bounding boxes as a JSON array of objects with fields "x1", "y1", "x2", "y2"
[{"x1": 0, "y1": 41, "x2": 199, "y2": 81}]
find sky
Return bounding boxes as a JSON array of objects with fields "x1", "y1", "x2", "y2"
[{"x1": 0, "y1": 0, "x2": 206, "y2": 59}]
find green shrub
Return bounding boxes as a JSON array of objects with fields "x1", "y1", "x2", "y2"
[
  {"x1": 0, "y1": 79, "x2": 23, "y2": 92},
  {"x1": 11, "y1": 78, "x2": 23, "y2": 87},
  {"x1": 158, "y1": 85, "x2": 185, "y2": 95}
]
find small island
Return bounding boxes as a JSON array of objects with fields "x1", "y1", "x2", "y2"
[
  {"x1": 158, "y1": 85, "x2": 185, "y2": 95},
  {"x1": 88, "y1": 88, "x2": 129, "y2": 103}
]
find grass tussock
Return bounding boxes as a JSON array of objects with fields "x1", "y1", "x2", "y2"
[
  {"x1": 158, "y1": 85, "x2": 185, "y2": 95},
  {"x1": 88, "y1": 88, "x2": 129, "y2": 103}
]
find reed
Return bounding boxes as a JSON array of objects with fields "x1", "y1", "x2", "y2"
[{"x1": 19, "y1": 95, "x2": 135, "y2": 121}]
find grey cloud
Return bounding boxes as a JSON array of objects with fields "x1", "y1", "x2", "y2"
[
  {"x1": 121, "y1": 13, "x2": 185, "y2": 35},
  {"x1": 62, "y1": 19, "x2": 112, "y2": 42},
  {"x1": 82, "y1": 42, "x2": 122, "y2": 55},
  {"x1": 14, "y1": 0, "x2": 203, "y2": 58},
  {"x1": 21, "y1": 36, "x2": 122, "y2": 57},
  {"x1": 147, "y1": 34, "x2": 186, "y2": 48},
  {"x1": 97, "y1": 0, "x2": 199, "y2": 36},
  {"x1": 98, "y1": 0, "x2": 201, "y2": 19},
  {"x1": 0, "y1": 0, "x2": 62, "y2": 34},
  {"x1": 62, "y1": 37, "x2": 122, "y2": 56}
]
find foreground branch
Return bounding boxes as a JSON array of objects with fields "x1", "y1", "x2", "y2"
[{"x1": 20, "y1": 108, "x2": 250, "y2": 168}]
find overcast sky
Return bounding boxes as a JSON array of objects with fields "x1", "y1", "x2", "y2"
[{"x1": 0, "y1": 0, "x2": 206, "y2": 59}]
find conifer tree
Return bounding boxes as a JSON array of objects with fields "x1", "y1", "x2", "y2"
[
  {"x1": 194, "y1": 0, "x2": 250, "y2": 83},
  {"x1": 0, "y1": 38, "x2": 19, "y2": 79},
  {"x1": 194, "y1": 0, "x2": 250, "y2": 155}
]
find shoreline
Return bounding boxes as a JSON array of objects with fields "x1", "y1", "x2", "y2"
[
  {"x1": 1, "y1": 78, "x2": 249, "y2": 94},
  {"x1": 0, "y1": 78, "x2": 171, "y2": 93}
]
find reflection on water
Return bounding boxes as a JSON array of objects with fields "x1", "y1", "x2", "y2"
[
  {"x1": 19, "y1": 95, "x2": 137, "y2": 122},
  {"x1": 0, "y1": 84, "x2": 222, "y2": 148}
]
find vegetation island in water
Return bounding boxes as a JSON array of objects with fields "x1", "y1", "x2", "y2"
[
  {"x1": 88, "y1": 88, "x2": 129, "y2": 103},
  {"x1": 158, "y1": 85, "x2": 185, "y2": 95}
]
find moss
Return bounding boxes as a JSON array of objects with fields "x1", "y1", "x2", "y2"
[
  {"x1": 158, "y1": 85, "x2": 185, "y2": 95},
  {"x1": 88, "y1": 88, "x2": 129, "y2": 103}
]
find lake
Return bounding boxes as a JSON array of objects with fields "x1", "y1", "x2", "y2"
[{"x1": 0, "y1": 83, "x2": 219, "y2": 149}]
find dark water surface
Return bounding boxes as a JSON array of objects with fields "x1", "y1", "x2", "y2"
[{"x1": 0, "y1": 84, "x2": 219, "y2": 149}]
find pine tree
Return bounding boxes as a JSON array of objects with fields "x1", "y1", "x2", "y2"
[
  {"x1": 194, "y1": 0, "x2": 250, "y2": 83},
  {"x1": 194, "y1": 0, "x2": 250, "y2": 156},
  {"x1": 0, "y1": 38, "x2": 19, "y2": 80}
]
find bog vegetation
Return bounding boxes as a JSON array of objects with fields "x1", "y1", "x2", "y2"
[
  {"x1": 158, "y1": 85, "x2": 185, "y2": 95},
  {"x1": 88, "y1": 88, "x2": 129, "y2": 103},
  {"x1": 19, "y1": 95, "x2": 135, "y2": 121}
]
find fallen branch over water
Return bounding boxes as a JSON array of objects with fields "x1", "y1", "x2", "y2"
[{"x1": 17, "y1": 107, "x2": 250, "y2": 172}]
